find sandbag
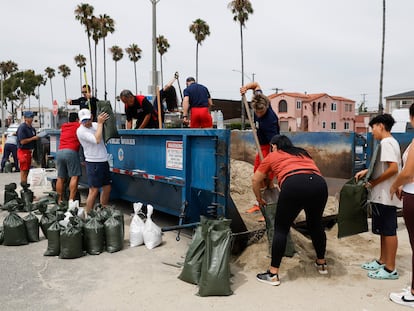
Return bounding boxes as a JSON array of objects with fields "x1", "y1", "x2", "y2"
[
  {"x1": 40, "y1": 211, "x2": 57, "y2": 239},
  {"x1": 337, "y1": 177, "x2": 369, "y2": 238},
  {"x1": 97, "y1": 100, "x2": 119, "y2": 142},
  {"x1": 3, "y1": 198, "x2": 24, "y2": 212},
  {"x1": 198, "y1": 218, "x2": 233, "y2": 297},
  {"x1": 178, "y1": 217, "x2": 208, "y2": 285},
  {"x1": 143, "y1": 204, "x2": 162, "y2": 249},
  {"x1": 84, "y1": 217, "x2": 105, "y2": 255},
  {"x1": 261, "y1": 188, "x2": 296, "y2": 257},
  {"x1": 130, "y1": 202, "x2": 145, "y2": 247},
  {"x1": 3, "y1": 211, "x2": 28, "y2": 246},
  {"x1": 112, "y1": 208, "x2": 125, "y2": 239},
  {"x1": 95, "y1": 204, "x2": 112, "y2": 224},
  {"x1": 44, "y1": 220, "x2": 61, "y2": 256},
  {"x1": 60, "y1": 220, "x2": 84, "y2": 259},
  {"x1": 0, "y1": 226, "x2": 4, "y2": 244},
  {"x1": 104, "y1": 215, "x2": 123, "y2": 253},
  {"x1": 24, "y1": 212, "x2": 40, "y2": 242}
]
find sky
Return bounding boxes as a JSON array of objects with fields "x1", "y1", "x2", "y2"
[{"x1": 1, "y1": 0, "x2": 414, "y2": 111}]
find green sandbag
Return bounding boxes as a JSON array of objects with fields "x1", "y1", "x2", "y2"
[
  {"x1": 3, "y1": 199, "x2": 24, "y2": 212},
  {"x1": 24, "y1": 212, "x2": 40, "y2": 242},
  {"x1": 337, "y1": 177, "x2": 369, "y2": 238},
  {"x1": 111, "y1": 208, "x2": 125, "y2": 239},
  {"x1": 95, "y1": 204, "x2": 112, "y2": 224},
  {"x1": 198, "y1": 218, "x2": 233, "y2": 297},
  {"x1": 261, "y1": 188, "x2": 296, "y2": 257},
  {"x1": 3, "y1": 211, "x2": 28, "y2": 246},
  {"x1": 84, "y1": 217, "x2": 105, "y2": 255},
  {"x1": 40, "y1": 212, "x2": 56, "y2": 239},
  {"x1": 60, "y1": 220, "x2": 84, "y2": 259},
  {"x1": 97, "y1": 100, "x2": 119, "y2": 142},
  {"x1": 44, "y1": 221, "x2": 61, "y2": 256},
  {"x1": 178, "y1": 217, "x2": 208, "y2": 285},
  {"x1": 104, "y1": 215, "x2": 123, "y2": 253},
  {"x1": 0, "y1": 226, "x2": 4, "y2": 244}
]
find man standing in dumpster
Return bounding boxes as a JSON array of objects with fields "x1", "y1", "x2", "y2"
[
  {"x1": 182, "y1": 77, "x2": 213, "y2": 128},
  {"x1": 67, "y1": 84, "x2": 98, "y2": 122},
  {"x1": 120, "y1": 90, "x2": 159, "y2": 129},
  {"x1": 76, "y1": 108, "x2": 111, "y2": 216}
]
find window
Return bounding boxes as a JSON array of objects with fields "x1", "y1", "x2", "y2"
[
  {"x1": 331, "y1": 103, "x2": 337, "y2": 111},
  {"x1": 322, "y1": 121, "x2": 326, "y2": 129},
  {"x1": 323, "y1": 103, "x2": 326, "y2": 112},
  {"x1": 344, "y1": 122, "x2": 350, "y2": 130},
  {"x1": 344, "y1": 103, "x2": 352, "y2": 112},
  {"x1": 296, "y1": 101, "x2": 301, "y2": 109},
  {"x1": 279, "y1": 100, "x2": 287, "y2": 113},
  {"x1": 330, "y1": 122, "x2": 336, "y2": 130}
]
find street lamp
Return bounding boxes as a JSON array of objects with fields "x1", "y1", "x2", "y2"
[
  {"x1": 150, "y1": 0, "x2": 160, "y2": 95},
  {"x1": 232, "y1": 69, "x2": 255, "y2": 82}
]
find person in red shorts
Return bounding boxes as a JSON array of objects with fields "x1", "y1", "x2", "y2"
[
  {"x1": 16, "y1": 111, "x2": 39, "y2": 186},
  {"x1": 182, "y1": 77, "x2": 213, "y2": 128},
  {"x1": 240, "y1": 82, "x2": 280, "y2": 215}
]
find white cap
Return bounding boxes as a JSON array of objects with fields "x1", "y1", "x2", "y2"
[{"x1": 78, "y1": 108, "x2": 92, "y2": 121}]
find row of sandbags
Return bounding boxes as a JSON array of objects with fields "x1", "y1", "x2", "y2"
[{"x1": 178, "y1": 217, "x2": 233, "y2": 297}]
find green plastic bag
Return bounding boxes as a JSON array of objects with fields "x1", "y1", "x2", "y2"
[
  {"x1": 24, "y1": 212, "x2": 40, "y2": 242},
  {"x1": 3, "y1": 211, "x2": 28, "y2": 246},
  {"x1": 97, "y1": 100, "x2": 119, "y2": 142},
  {"x1": 261, "y1": 188, "x2": 296, "y2": 257},
  {"x1": 198, "y1": 218, "x2": 233, "y2": 297},
  {"x1": 40, "y1": 210, "x2": 57, "y2": 239},
  {"x1": 104, "y1": 215, "x2": 123, "y2": 253},
  {"x1": 84, "y1": 217, "x2": 105, "y2": 255},
  {"x1": 337, "y1": 177, "x2": 369, "y2": 238},
  {"x1": 0, "y1": 226, "x2": 4, "y2": 244},
  {"x1": 60, "y1": 219, "x2": 84, "y2": 259},
  {"x1": 178, "y1": 217, "x2": 208, "y2": 285},
  {"x1": 44, "y1": 220, "x2": 61, "y2": 256}
]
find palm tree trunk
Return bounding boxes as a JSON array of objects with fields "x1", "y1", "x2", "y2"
[
  {"x1": 160, "y1": 54, "x2": 164, "y2": 87},
  {"x1": 87, "y1": 34, "x2": 94, "y2": 96},
  {"x1": 63, "y1": 78, "x2": 67, "y2": 108},
  {"x1": 196, "y1": 43, "x2": 199, "y2": 82},
  {"x1": 134, "y1": 62, "x2": 138, "y2": 94},
  {"x1": 94, "y1": 43, "x2": 98, "y2": 98},
  {"x1": 240, "y1": 23, "x2": 245, "y2": 130},
  {"x1": 114, "y1": 61, "x2": 118, "y2": 114},
  {"x1": 79, "y1": 68, "x2": 82, "y2": 95},
  {"x1": 50, "y1": 79, "x2": 54, "y2": 103},
  {"x1": 103, "y1": 39, "x2": 107, "y2": 101},
  {"x1": 378, "y1": 0, "x2": 385, "y2": 115}
]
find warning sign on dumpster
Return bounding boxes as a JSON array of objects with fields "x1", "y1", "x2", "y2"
[{"x1": 166, "y1": 141, "x2": 183, "y2": 170}]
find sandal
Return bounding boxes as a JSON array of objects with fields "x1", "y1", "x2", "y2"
[
  {"x1": 361, "y1": 259, "x2": 384, "y2": 271},
  {"x1": 368, "y1": 267, "x2": 399, "y2": 280}
]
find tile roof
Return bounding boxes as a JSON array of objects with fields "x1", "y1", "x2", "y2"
[{"x1": 268, "y1": 92, "x2": 354, "y2": 102}]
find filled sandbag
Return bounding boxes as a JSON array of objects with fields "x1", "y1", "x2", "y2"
[
  {"x1": 130, "y1": 202, "x2": 145, "y2": 247},
  {"x1": 3, "y1": 211, "x2": 28, "y2": 246},
  {"x1": 143, "y1": 204, "x2": 162, "y2": 249},
  {"x1": 0, "y1": 226, "x2": 4, "y2": 244},
  {"x1": 44, "y1": 220, "x2": 61, "y2": 256},
  {"x1": 24, "y1": 212, "x2": 40, "y2": 242},
  {"x1": 97, "y1": 100, "x2": 119, "y2": 142},
  {"x1": 84, "y1": 217, "x2": 105, "y2": 255},
  {"x1": 60, "y1": 219, "x2": 84, "y2": 259},
  {"x1": 104, "y1": 215, "x2": 123, "y2": 253}
]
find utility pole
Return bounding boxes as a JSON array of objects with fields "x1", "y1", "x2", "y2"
[
  {"x1": 271, "y1": 87, "x2": 284, "y2": 94},
  {"x1": 360, "y1": 93, "x2": 367, "y2": 112},
  {"x1": 150, "y1": 0, "x2": 160, "y2": 95}
]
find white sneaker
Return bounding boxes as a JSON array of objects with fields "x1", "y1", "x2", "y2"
[
  {"x1": 68, "y1": 200, "x2": 79, "y2": 211},
  {"x1": 390, "y1": 289, "x2": 414, "y2": 308}
]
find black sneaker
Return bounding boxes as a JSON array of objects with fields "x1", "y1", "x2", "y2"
[{"x1": 256, "y1": 270, "x2": 281, "y2": 286}]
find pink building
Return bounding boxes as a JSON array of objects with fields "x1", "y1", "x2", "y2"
[{"x1": 268, "y1": 92, "x2": 356, "y2": 132}]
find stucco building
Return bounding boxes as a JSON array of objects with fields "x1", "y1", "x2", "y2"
[{"x1": 268, "y1": 92, "x2": 356, "y2": 132}]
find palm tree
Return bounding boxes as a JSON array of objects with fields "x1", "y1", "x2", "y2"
[
  {"x1": 74, "y1": 54, "x2": 87, "y2": 93},
  {"x1": 58, "y1": 64, "x2": 71, "y2": 105},
  {"x1": 189, "y1": 19, "x2": 210, "y2": 82},
  {"x1": 0, "y1": 60, "x2": 18, "y2": 124},
  {"x1": 109, "y1": 45, "x2": 123, "y2": 113},
  {"x1": 228, "y1": 0, "x2": 253, "y2": 129},
  {"x1": 156, "y1": 35, "x2": 170, "y2": 86},
  {"x1": 378, "y1": 0, "x2": 385, "y2": 115},
  {"x1": 44, "y1": 67, "x2": 55, "y2": 107},
  {"x1": 74, "y1": 3, "x2": 95, "y2": 95},
  {"x1": 98, "y1": 14, "x2": 115, "y2": 101},
  {"x1": 125, "y1": 44, "x2": 142, "y2": 94}
]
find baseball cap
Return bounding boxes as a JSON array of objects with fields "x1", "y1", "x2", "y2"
[
  {"x1": 23, "y1": 111, "x2": 34, "y2": 118},
  {"x1": 78, "y1": 108, "x2": 92, "y2": 122},
  {"x1": 186, "y1": 77, "x2": 195, "y2": 83}
]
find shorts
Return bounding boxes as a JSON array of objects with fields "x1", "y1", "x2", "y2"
[
  {"x1": 17, "y1": 148, "x2": 32, "y2": 171},
  {"x1": 56, "y1": 149, "x2": 81, "y2": 178},
  {"x1": 371, "y1": 202, "x2": 398, "y2": 236},
  {"x1": 85, "y1": 161, "x2": 112, "y2": 188},
  {"x1": 190, "y1": 107, "x2": 212, "y2": 128}
]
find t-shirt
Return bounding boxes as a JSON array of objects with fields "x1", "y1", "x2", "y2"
[
  {"x1": 125, "y1": 96, "x2": 158, "y2": 129},
  {"x1": 72, "y1": 96, "x2": 98, "y2": 122},
  {"x1": 183, "y1": 83, "x2": 210, "y2": 108},
  {"x1": 5, "y1": 134, "x2": 17, "y2": 145},
  {"x1": 402, "y1": 143, "x2": 414, "y2": 194},
  {"x1": 76, "y1": 123, "x2": 108, "y2": 162},
  {"x1": 17, "y1": 122, "x2": 37, "y2": 150},
  {"x1": 369, "y1": 136, "x2": 402, "y2": 207},
  {"x1": 257, "y1": 149, "x2": 321, "y2": 186},
  {"x1": 59, "y1": 121, "x2": 81, "y2": 152},
  {"x1": 255, "y1": 106, "x2": 280, "y2": 145}
]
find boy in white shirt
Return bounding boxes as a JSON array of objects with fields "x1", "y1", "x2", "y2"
[{"x1": 355, "y1": 113, "x2": 402, "y2": 280}]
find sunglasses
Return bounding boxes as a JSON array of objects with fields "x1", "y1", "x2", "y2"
[
  {"x1": 81, "y1": 118, "x2": 91, "y2": 123},
  {"x1": 82, "y1": 91, "x2": 88, "y2": 94}
]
